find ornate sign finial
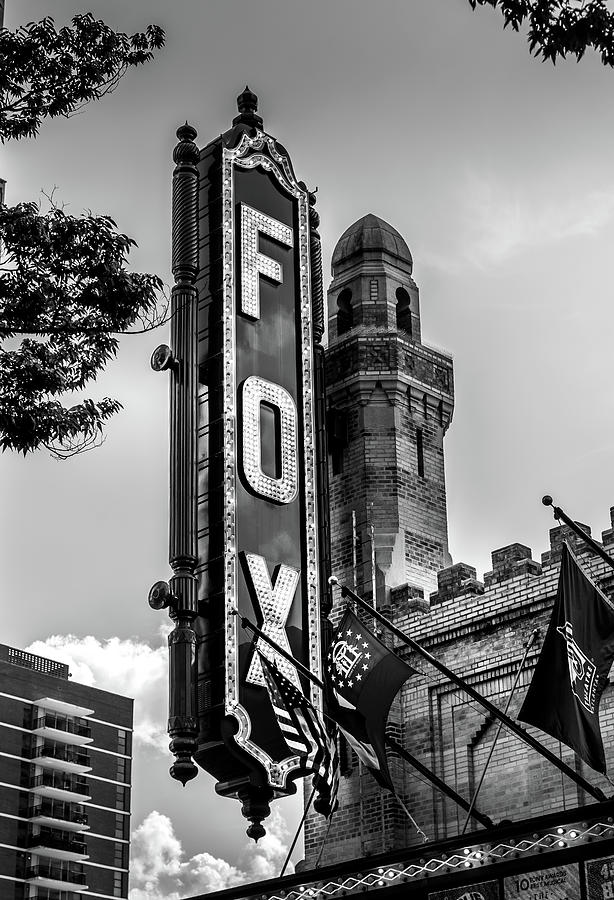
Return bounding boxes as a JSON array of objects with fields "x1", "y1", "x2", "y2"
[{"x1": 233, "y1": 85, "x2": 263, "y2": 129}]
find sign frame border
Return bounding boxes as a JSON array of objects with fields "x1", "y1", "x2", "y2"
[{"x1": 220, "y1": 131, "x2": 322, "y2": 790}]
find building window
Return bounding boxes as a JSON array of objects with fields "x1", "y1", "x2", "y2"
[
  {"x1": 328, "y1": 409, "x2": 348, "y2": 476},
  {"x1": 115, "y1": 785, "x2": 127, "y2": 810},
  {"x1": 395, "y1": 287, "x2": 412, "y2": 336},
  {"x1": 113, "y1": 870, "x2": 124, "y2": 897},
  {"x1": 336, "y1": 288, "x2": 353, "y2": 336},
  {"x1": 115, "y1": 813, "x2": 126, "y2": 839},
  {"x1": 416, "y1": 427, "x2": 425, "y2": 478},
  {"x1": 339, "y1": 733, "x2": 354, "y2": 776},
  {"x1": 331, "y1": 446, "x2": 343, "y2": 476},
  {"x1": 114, "y1": 842, "x2": 126, "y2": 868}
]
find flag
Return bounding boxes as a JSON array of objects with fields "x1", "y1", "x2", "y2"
[
  {"x1": 259, "y1": 653, "x2": 339, "y2": 816},
  {"x1": 518, "y1": 542, "x2": 614, "y2": 773},
  {"x1": 325, "y1": 607, "x2": 416, "y2": 791}
]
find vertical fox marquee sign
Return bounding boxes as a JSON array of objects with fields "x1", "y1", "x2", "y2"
[{"x1": 150, "y1": 89, "x2": 329, "y2": 838}]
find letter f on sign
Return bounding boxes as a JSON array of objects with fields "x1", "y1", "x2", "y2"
[{"x1": 240, "y1": 203, "x2": 293, "y2": 319}]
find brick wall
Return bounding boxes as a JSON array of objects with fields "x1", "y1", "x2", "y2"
[{"x1": 304, "y1": 513, "x2": 614, "y2": 867}]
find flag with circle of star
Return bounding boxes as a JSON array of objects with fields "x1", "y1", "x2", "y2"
[{"x1": 326, "y1": 606, "x2": 416, "y2": 791}]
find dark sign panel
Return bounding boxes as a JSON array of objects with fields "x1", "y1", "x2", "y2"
[{"x1": 217, "y1": 132, "x2": 321, "y2": 789}]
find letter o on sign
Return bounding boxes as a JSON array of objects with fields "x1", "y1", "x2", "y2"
[{"x1": 240, "y1": 375, "x2": 298, "y2": 504}]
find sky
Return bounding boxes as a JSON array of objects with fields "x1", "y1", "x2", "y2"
[{"x1": 3, "y1": 0, "x2": 614, "y2": 897}]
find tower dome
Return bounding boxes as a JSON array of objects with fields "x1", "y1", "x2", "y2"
[{"x1": 331, "y1": 213, "x2": 413, "y2": 273}]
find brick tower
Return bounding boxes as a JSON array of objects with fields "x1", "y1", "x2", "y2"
[
  {"x1": 303, "y1": 215, "x2": 455, "y2": 865},
  {"x1": 324, "y1": 213, "x2": 454, "y2": 604}
]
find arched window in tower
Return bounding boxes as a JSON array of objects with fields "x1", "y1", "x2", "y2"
[
  {"x1": 416, "y1": 427, "x2": 425, "y2": 478},
  {"x1": 395, "y1": 287, "x2": 412, "y2": 336},
  {"x1": 336, "y1": 288, "x2": 353, "y2": 336}
]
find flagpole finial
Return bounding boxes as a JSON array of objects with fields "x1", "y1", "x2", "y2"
[
  {"x1": 542, "y1": 495, "x2": 553, "y2": 507},
  {"x1": 328, "y1": 576, "x2": 339, "y2": 586}
]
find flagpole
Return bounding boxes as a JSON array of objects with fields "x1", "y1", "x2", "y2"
[
  {"x1": 542, "y1": 495, "x2": 614, "y2": 571},
  {"x1": 385, "y1": 736, "x2": 493, "y2": 829},
  {"x1": 352, "y1": 509, "x2": 358, "y2": 592},
  {"x1": 236, "y1": 610, "x2": 495, "y2": 828},
  {"x1": 332, "y1": 579, "x2": 608, "y2": 803},
  {"x1": 351, "y1": 509, "x2": 367, "y2": 856},
  {"x1": 394, "y1": 791, "x2": 428, "y2": 842},
  {"x1": 370, "y1": 502, "x2": 376, "y2": 608},
  {"x1": 279, "y1": 781, "x2": 317, "y2": 878},
  {"x1": 460, "y1": 629, "x2": 538, "y2": 835}
]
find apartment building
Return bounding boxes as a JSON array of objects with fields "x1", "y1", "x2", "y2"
[{"x1": 0, "y1": 644, "x2": 133, "y2": 900}]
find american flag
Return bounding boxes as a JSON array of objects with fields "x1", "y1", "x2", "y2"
[{"x1": 259, "y1": 652, "x2": 339, "y2": 817}]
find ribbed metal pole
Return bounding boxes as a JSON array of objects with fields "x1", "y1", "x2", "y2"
[
  {"x1": 167, "y1": 123, "x2": 200, "y2": 786},
  {"x1": 308, "y1": 188, "x2": 331, "y2": 618}
]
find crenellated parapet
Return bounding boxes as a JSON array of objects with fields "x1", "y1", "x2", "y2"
[{"x1": 429, "y1": 508, "x2": 614, "y2": 607}]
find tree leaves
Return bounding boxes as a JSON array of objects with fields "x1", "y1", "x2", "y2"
[
  {"x1": 468, "y1": 1, "x2": 614, "y2": 66},
  {"x1": 0, "y1": 13, "x2": 165, "y2": 455},
  {"x1": 0, "y1": 203, "x2": 163, "y2": 454},
  {"x1": 0, "y1": 14, "x2": 165, "y2": 140}
]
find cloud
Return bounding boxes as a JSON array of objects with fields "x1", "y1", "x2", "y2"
[
  {"x1": 423, "y1": 172, "x2": 614, "y2": 273},
  {"x1": 466, "y1": 175, "x2": 614, "y2": 267},
  {"x1": 128, "y1": 807, "x2": 292, "y2": 900},
  {"x1": 25, "y1": 631, "x2": 169, "y2": 752}
]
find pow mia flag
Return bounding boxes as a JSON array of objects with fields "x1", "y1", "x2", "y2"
[
  {"x1": 519, "y1": 542, "x2": 614, "y2": 773},
  {"x1": 326, "y1": 607, "x2": 416, "y2": 790}
]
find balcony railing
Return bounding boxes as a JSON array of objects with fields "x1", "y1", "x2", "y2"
[
  {"x1": 33, "y1": 713, "x2": 91, "y2": 739},
  {"x1": 28, "y1": 828, "x2": 88, "y2": 856},
  {"x1": 31, "y1": 739, "x2": 91, "y2": 767},
  {"x1": 25, "y1": 861, "x2": 86, "y2": 885},
  {"x1": 29, "y1": 799, "x2": 88, "y2": 828},
  {"x1": 28, "y1": 889, "x2": 80, "y2": 900},
  {"x1": 30, "y1": 771, "x2": 89, "y2": 796}
]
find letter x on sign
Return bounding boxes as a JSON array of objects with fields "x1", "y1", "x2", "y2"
[{"x1": 243, "y1": 553, "x2": 300, "y2": 689}]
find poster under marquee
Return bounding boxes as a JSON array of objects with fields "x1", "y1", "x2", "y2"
[
  {"x1": 504, "y1": 864, "x2": 580, "y2": 900},
  {"x1": 586, "y1": 855, "x2": 614, "y2": 900},
  {"x1": 429, "y1": 879, "x2": 500, "y2": 900}
]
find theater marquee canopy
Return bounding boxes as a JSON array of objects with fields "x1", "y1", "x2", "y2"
[{"x1": 182, "y1": 799, "x2": 614, "y2": 900}]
